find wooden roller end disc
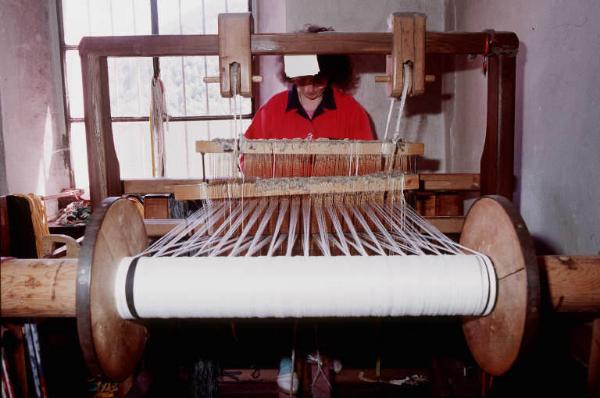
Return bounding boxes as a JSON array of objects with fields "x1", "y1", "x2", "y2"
[
  {"x1": 77, "y1": 197, "x2": 148, "y2": 381},
  {"x1": 460, "y1": 195, "x2": 540, "y2": 376}
]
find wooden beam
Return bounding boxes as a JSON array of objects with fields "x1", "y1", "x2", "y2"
[
  {"x1": 81, "y1": 54, "x2": 122, "y2": 205},
  {"x1": 78, "y1": 32, "x2": 519, "y2": 58},
  {"x1": 123, "y1": 178, "x2": 204, "y2": 194},
  {"x1": 196, "y1": 139, "x2": 424, "y2": 156},
  {"x1": 481, "y1": 50, "x2": 517, "y2": 199},
  {"x1": 174, "y1": 173, "x2": 418, "y2": 201},
  {"x1": 1, "y1": 258, "x2": 78, "y2": 317},
  {"x1": 419, "y1": 173, "x2": 480, "y2": 191},
  {"x1": 539, "y1": 256, "x2": 600, "y2": 313}
]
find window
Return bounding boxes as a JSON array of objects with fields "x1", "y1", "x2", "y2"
[{"x1": 58, "y1": 0, "x2": 252, "y2": 196}]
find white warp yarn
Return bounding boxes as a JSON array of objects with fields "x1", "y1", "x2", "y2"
[{"x1": 115, "y1": 254, "x2": 496, "y2": 320}]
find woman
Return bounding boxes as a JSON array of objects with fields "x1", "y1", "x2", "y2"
[{"x1": 245, "y1": 26, "x2": 374, "y2": 141}]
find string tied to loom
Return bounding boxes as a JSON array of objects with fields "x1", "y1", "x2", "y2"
[
  {"x1": 150, "y1": 74, "x2": 169, "y2": 177},
  {"x1": 307, "y1": 351, "x2": 332, "y2": 390},
  {"x1": 383, "y1": 63, "x2": 412, "y2": 143}
]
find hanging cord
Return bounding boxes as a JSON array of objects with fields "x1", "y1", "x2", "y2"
[
  {"x1": 383, "y1": 97, "x2": 395, "y2": 141},
  {"x1": 392, "y1": 63, "x2": 412, "y2": 143},
  {"x1": 150, "y1": 75, "x2": 169, "y2": 177},
  {"x1": 307, "y1": 351, "x2": 332, "y2": 391},
  {"x1": 383, "y1": 63, "x2": 412, "y2": 142}
]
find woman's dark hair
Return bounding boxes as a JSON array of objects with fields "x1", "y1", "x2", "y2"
[{"x1": 279, "y1": 24, "x2": 360, "y2": 93}]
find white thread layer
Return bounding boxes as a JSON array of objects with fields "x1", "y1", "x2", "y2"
[{"x1": 115, "y1": 254, "x2": 496, "y2": 320}]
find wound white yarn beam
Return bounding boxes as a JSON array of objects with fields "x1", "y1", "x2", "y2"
[{"x1": 115, "y1": 254, "x2": 496, "y2": 320}]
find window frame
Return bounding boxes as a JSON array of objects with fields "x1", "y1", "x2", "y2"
[{"x1": 56, "y1": 0, "x2": 254, "y2": 187}]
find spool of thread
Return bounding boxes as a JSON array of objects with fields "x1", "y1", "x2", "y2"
[{"x1": 115, "y1": 254, "x2": 496, "y2": 320}]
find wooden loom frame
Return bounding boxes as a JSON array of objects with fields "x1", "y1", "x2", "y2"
[{"x1": 79, "y1": 23, "x2": 518, "y2": 206}]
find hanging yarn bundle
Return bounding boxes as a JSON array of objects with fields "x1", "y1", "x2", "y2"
[{"x1": 150, "y1": 75, "x2": 169, "y2": 177}]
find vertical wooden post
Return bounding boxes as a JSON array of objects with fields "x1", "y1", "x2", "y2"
[
  {"x1": 589, "y1": 319, "x2": 600, "y2": 397},
  {"x1": 480, "y1": 44, "x2": 517, "y2": 199},
  {"x1": 387, "y1": 13, "x2": 426, "y2": 97},
  {"x1": 218, "y1": 13, "x2": 253, "y2": 98},
  {"x1": 81, "y1": 54, "x2": 122, "y2": 205}
]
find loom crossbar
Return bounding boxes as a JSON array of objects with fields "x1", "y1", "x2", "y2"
[
  {"x1": 196, "y1": 139, "x2": 425, "y2": 156},
  {"x1": 173, "y1": 173, "x2": 417, "y2": 201}
]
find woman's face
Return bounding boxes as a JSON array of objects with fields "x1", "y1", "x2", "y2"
[{"x1": 293, "y1": 75, "x2": 328, "y2": 100}]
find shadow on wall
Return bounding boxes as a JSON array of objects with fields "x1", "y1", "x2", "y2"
[
  {"x1": 513, "y1": 41, "x2": 527, "y2": 210},
  {"x1": 0, "y1": 92, "x2": 7, "y2": 196}
]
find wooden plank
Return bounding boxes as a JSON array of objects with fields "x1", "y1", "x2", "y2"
[
  {"x1": 196, "y1": 139, "x2": 424, "y2": 156},
  {"x1": 81, "y1": 54, "x2": 122, "y2": 205},
  {"x1": 539, "y1": 255, "x2": 600, "y2": 313},
  {"x1": 435, "y1": 194, "x2": 463, "y2": 216},
  {"x1": 175, "y1": 173, "x2": 418, "y2": 201},
  {"x1": 143, "y1": 194, "x2": 170, "y2": 219},
  {"x1": 79, "y1": 35, "x2": 220, "y2": 57},
  {"x1": 144, "y1": 219, "x2": 184, "y2": 237},
  {"x1": 123, "y1": 178, "x2": 204, "y2": 194},
  {"x1": 419, "y1": 173, "x2": 480, "y2": 190},
  {"x1": 1, "y1": 258, "x2": 78, "y2": 317},
  {"x1": 218, "y1": 13, "x2": 253, "y2": 97},
  {"x1": 425, "y1": 216, "x2": 464, "y2": 234},
  {"x1": 480, "y1": 53, "x2": 517, "y2": 199},
  {"x1": 412, "y1": 14, "x2": 426, "y2": 95},
  {"x1": 79, "y1": 32, "x2": 518, "y2": 58}
]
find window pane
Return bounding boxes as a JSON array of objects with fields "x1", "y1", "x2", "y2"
[
  {"x1": 112, "y1": 0, "x2": 152, "y2": 35},
  {"x1": 72, "y1": 119, "x2": 251, "y2": 184},
  {"x1": 160, "y1": 57, "x2": 186, "y2": 116},
  {"x1": 186, "y1": 119, "x2": 250, "y2": 178},
  {"x1": 70, "y1": 122, "x2": 89, "y2": 198},
  {"x1": 87, "y1": 0, "x2": 112, "y2": 36},
  {"x1": 160, "y1": 55, "x2": 251, "y2": 117},
  {"x1": 63, "y1": 0, "x2": 151, "y2": 44},
  {"x1": 132, "y1": 0, "x2": 153, "y2": 34},
  {"x1": 113, "y1": 122, "x2": 153, "y2": 178},
  {"x1": 65, "y1": 50, "x2": 84, "y2": 118},
  {"x1": 165, "y1": 119, "x2": 251, "y2": 178},
  {"x1": 183, "y1": 57, "x2": 209, "y2": 115},
  {"x1": 204, "y1": 1, "x2": 227, "y2": 34},
  {"x1": 62, "y1": 0, "x2": 90, "y2": 45},
  {"x1": 157, "y1": 0, "x2": 182, "y2": 34},
  {"x1": 180, "y1": 0, "x2": 204, "y2": 34},
  {"x1": 226, "y1": 0, "x2": 250, "y2": 12},
  {"x1": 108, "y1": 58, "x2": 153, "y2": 117}
]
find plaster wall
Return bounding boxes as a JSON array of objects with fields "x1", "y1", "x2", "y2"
[
  {"x1": 0, "y1": 0, "x2": 70, "y2": 213},
  {"x1": 451, "y1": 0, "x2": 600, "y2": 254},
  {"x1": 255, "y1": 0, "x2": 288, "y2": 105}
]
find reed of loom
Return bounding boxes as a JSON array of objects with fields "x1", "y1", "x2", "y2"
[{"x1": 188, "y1": 139, "x2": 421, "y2": 252}]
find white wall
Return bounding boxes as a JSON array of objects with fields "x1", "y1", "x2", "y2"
[
  {"x1": 0, "y1": 0, "x2": 70, "y2": 213},
  {"x1": 255, "y1": 0, "x2": 288, "y2": 104},
  {"x1": 451, "y1": 0, "x2": 600, "y2": 254}
]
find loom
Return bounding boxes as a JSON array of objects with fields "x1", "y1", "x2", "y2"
[
  {"x1": 1, "y1": 12, "x2": 599, "y2": 393},
  {"x1": 2, "y1": 180, "x2": 600, "y2": 382}
]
